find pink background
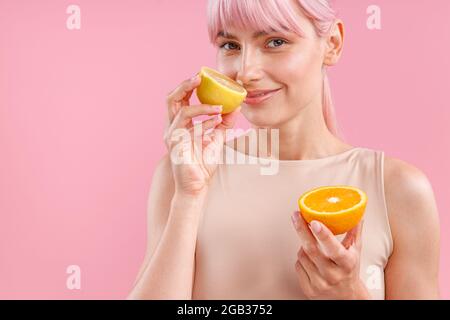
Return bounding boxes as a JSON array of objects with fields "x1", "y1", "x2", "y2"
[{"x1": 1, "y1": 0, "x2": 449, "y2": 299}]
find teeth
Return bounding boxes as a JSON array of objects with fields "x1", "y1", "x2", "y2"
[{"x1": 250, "y1": 93, "x2": 267, "y2": 98}]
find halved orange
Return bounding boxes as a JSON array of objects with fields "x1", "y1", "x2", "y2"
[
  {"x1": 196, "y1": 66, "x2": 247, "y2": 114},
  {"x1": 298, "y1": 185, "x2": 367, "y2": 235}
]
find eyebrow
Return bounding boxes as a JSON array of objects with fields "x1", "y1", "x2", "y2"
[{"x1": 216, "y1": 29, "x2": 276, "y2": 40}]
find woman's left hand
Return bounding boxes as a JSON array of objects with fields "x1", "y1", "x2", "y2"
[{"x1": 291, "y1": 211, "x2": 371, "y2": 300}]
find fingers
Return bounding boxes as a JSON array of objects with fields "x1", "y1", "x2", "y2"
[
  {"x1": 299, "y1": 242, "x2": 337, "y2": 278},
  {"x1": 292, "y1": 211, "x2": 340, "y2": 276},
  {"x1": 167, "y1": 75, "x2": 200, "y2": 107},
  {"x1": 298, "y1": 247, "x2": 317, "y2": 274},
  {"x1": 191, "y1": 114, "x2": 223, "y2": 138},
  {"x1": 355, "y1": 219, "x2": 364, "y2": 251},
  {"x1": 291, "y1": 211, "x2": 317, "y2": 247},
  {"x1": 166, "y1": 75, "x2": 201, "y2": 123},
  {"x1": 297, "y1": 248, "x2": 328, "y2": 297},
  {"x1": 164, "y1": 114, "x2": 223, "y2": 151},
  {"x1": 204, "y1": 106, "x2": 241, "y2": 151},
  {"x1": 292, "y1": 212, "x2": 358, "y2": 271},
  {"x1": 342, "y1": 224, "x2": 359, "y2": 249},
  {"x1": 170, "y1": 104, "x2": 223, "y2": 131},
  {"x1": 308, "y1": 220, "x2": 350, "y2": 266},
  {"x1": 341, "y1": 220, "x2": 364, "y2": 253},
  {"x1": 184, "y1": 105, "x2": 223, "y2": 123},
  {"x1": 357, "y1": 220, "x2": 364, "y2": 248},
  {"x1": 215, "y1": 106, "x2": 241, "y2": 131},
  {"x1": 295, "y1": 259, "x2": 312, "y2": 295},
  {"x1": 341, "y1": 227, "x2": 357, "y2": 249}
]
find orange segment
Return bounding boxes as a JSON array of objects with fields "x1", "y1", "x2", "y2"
[{"x1": 298, "y1": 185, "x2": 367, "y2": 235}]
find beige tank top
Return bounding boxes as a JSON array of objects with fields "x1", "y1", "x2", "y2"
[{"x1": 193, "y1": 142, "x2": 393, "y2": 300}]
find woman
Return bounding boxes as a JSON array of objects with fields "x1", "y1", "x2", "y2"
[{"x1": 128, "y1": 0, "x2": 440, "y2": 299}]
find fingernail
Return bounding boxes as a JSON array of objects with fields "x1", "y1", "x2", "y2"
[
  {"x1": 191, "y1": 74, "x2": 200, "y2": 82},
  {"x1": 214, "y1": 105, "x2": 223, "y2": 112},
  {"x1": 310, "y1": 220, "x2": 322, "y2": 234},
  {"x1": 291, "y1": 211, "x2": 299, "y2": 225}
]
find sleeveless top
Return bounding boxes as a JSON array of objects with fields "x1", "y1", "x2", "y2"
[{"x1": 193, "y1": 142, "x2": 394, "y2": 300}]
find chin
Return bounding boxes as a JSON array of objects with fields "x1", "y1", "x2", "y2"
[{"x1": 241, "y1": 105, "x2": 282, "y2": 128}]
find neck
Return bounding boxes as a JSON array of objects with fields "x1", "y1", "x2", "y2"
[{"x1": 248, "y1": 98, "x2": 350, "y2": 161}]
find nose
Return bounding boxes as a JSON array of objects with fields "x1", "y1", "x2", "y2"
[{"x1": 236, "y1": 46, "x2": 263, "y2": 86}]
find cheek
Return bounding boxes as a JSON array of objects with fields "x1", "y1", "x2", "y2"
[
  {"x1": 274, "y1": 51, "x2": 323, "y2": 100},
  {"x1": 279, "y1": 52, "x2": 320, "y2": 84},
  {"x1": 216, "y1": 55, "x2": 237, "y2": 78}
]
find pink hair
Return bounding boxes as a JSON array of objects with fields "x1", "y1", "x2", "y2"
[{"x1": 207, "y1": 0, "x2": 344, "y2": 139}]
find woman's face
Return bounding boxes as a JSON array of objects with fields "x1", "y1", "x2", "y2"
[{"x1": 214, "y1": 12, "x2": 327, "y2": 127}]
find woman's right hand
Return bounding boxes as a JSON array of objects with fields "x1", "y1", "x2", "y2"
[{"x1": 164, "y1": 74, "x2": 241, "y2": 197}]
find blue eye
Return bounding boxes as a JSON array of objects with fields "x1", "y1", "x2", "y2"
[
  {"x1": 267, "y1": 38, "x2": 287, "y2": 48},
  {"x1": 220, "y1": 42, "x2": 240, "y2": 51}
]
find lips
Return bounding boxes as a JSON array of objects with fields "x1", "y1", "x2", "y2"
[{"x1": 244, "y1": 88, "x2": 282, "y2": 105}]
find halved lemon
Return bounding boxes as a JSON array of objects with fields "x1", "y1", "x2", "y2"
[
  {"x1": 196, "y1": 66, "x2": 247, "y2": 114},
  {"x1": 298, "y1": 185, "x2": 368, "y2": 235}
]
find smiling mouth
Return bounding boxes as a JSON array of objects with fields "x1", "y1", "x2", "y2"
[{"x1": 244, "y1": 88, "x2": 282, "y2": 105}]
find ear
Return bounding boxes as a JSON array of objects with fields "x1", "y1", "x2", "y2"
[{"x1": 323, "y1": 19, "x2": 345, "y2": 67}]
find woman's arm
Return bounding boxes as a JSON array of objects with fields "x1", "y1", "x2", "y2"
[
  {"x1": 127, "y1": 73, "x2": 239, "y2": 299},
  {"x1": 384, "y1": 157, "x2": 440, "y2": 299},
  {"x1": 127, "y1": 155, "x2": 208, "y2": 299}
]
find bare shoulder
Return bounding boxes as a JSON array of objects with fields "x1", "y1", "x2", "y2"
[
  {"x1": 382, "y1": 156, "x2": 440, "y2": 299},
  {"x1": 383, "y1": 155, "x2": 439, "y2": 243},
  {"x1": 384, "y1": 156, "x2": 435, "y2": 198}
]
